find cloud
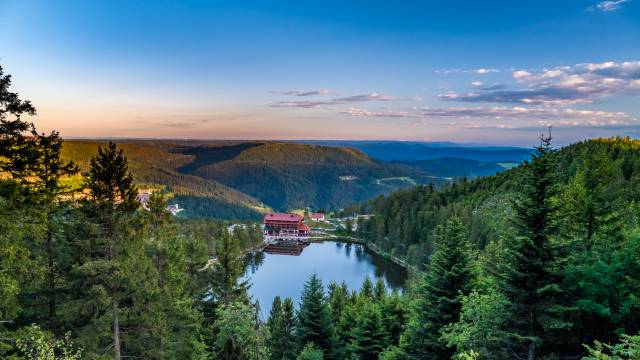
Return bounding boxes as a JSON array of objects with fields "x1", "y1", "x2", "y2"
[
  {"x1": 436, "y1": 68, "x2": 500, "y2": 75},
  {"x1": 471, "y1": 81, "x2": 507, "y2": 91},
  {"x1": 441, "y1": 60, "x2": 640, "y2": 106},
  {"x1": 270, "y1": 92, "x2": 418, "y2": 108},
  {"x1": 589, "y1": 0, "x2": 632, "y2": 12},
  {"x1": 270, "y1": 89, "x2": 331, "y2": 97},
  {"x1": 341, "y1": 106, "x2": 629, "y2": 122}
]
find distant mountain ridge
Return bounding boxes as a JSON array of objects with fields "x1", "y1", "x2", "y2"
[
  {"x1": 62, "y1": 140, "x2": 456, "y2": 218},
  {"x1": 173, "y1": 142, "x2": 436, "y2": 211},
  {"x1": 295, "y1": 140, "x2": 532, "y2": 162},
  {"x1": 396, "y1": 157, "x2": 508, "y2": 179}
]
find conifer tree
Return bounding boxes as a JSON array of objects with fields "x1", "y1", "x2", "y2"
[
  {"x1": 297, "y1": 343, "x2": 324, "y2": 360},
  {"x1": 209, "y1": 229, "x2": 250, "y2": 307},
  {"x1": 213, "y1": 302, "x2": 267, "y2": 360},
  {"x1": 0, "y1": 65, "x2": 38, "y2": 183},
  {"x1": 400, "y1": 217, "x2": 474, "y2": 360},
  {"x1": 347, "y1": 300, "x2": 388, "y2": 359},
  {"x1": 360, "y1": 276, "x2": 374, "y2": 299},
  {"x1": 296, "y1": 274, "x2": 334, "y2": 358},
  {"x1": 140, "y1": 192, "x2": 206, "y2": 358},
  {"x1": 0, "y1": 65, "x2": 39, "y2": 350},
  {"x1": 327, "y1": 281, "x2": 350, "y2": 324},
  {"x1": 499, "y1": 133, "x2": 571, "y2": 359},
  {"x1": 75, "y1": 142, "x2": 156, "y2": 360},
  {"x1": 374, "y1": 278, "x2": 387, "y2": 302},
  {"x1": 19, "y1": 130, "x2": 79, "y2": 330},
  {"x1": 381, "y1": 290, "x2": 407, "y2": 346},
  {"x1": 267, "y1": 296, "x2": 297, "y2": 360}
]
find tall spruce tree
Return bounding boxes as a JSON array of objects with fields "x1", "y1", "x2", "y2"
[
  {"x1": 499, "y1": 133, "x2": 571, "y2": 359},
  {"x1": 75, "y1": 142, "x2": 157, "y2": 360},
  {"x1": 347, "y1": 300, "x2": 388, "y2": 359},
  {"x1": 0, "y1": 65, "x2": 40, "y2": 353},
  {"x1": 19, "y1": 130, "x2": 79, "y2": 331},
  {"x1": 400, "y1": 217, "x2": 474, "y2": 360},
  {"x1": 296, "y1": 274, "x2": 334, "y2": 358},
  {"x1": 140, "y1": 192, "x2": 206, "y2": 358},
  {"x1": 0, "y1": 65, "x2": 38, "y2": 184},
  {"x1": 267, "y1": 296, "x2": 297, "y2": 360},
  {"x1": 208, "y1": 229, "x2": 250, "y2": 307}
]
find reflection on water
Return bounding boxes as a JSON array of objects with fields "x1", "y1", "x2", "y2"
[{"x1": 244, "y1": 240, "x2": 407, "y2": 315}]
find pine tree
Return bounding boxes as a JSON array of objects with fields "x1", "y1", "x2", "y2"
[
  {"x1": 267, "y1": 296, "x2": 297, "y2": 360},
  {"x1": 74, "y1": 142, "x2": 157, "y2": 360},
  {"x1": 360, "y1": 276, "x2": 374, "y2": 299},
  {"x1": 213, "y1": 302, "x2": 267, "y2": 360},
  {"x1": 499, "y1": 133, "x2": 571, "y2": 359},
  {"x1": 327, "y1": 281, "x2": 350, "y2": 324},
  {"x1": 19, "y1": 130, "x2": 79, "y2": 330},
  {"x1": 209, "y1": 229, "x2": 250, "y2": 307},
  {"x1": 347, "y1": 300, "x2": 388, "y2": 359},
  {"x1": 400, "y1": 217, "x2": 475, "y2": 360},
  {"x1": 0, "y1": 65, "x2": 38, "y2": 184},
  {"x1": 297, "y1": 343, "x2": 324, "y2": 360},
  {"x1": 373, "y1": 278, "x2": 387, "y2": 302},
  {"x1": 0, "y1": 65, "x2": 40, "y2": 352},
  {"x1": 267, "y1": 296, "x2": 283, "y2": 355},
  {"x1": 140, "y1": 192, "x2": 206, "y2": 358},
  {"x1": 381, "y1": 290, "x2": 407, "y2": 346},
  {"x1": 296, "y1": 274, "x2": 334, "y2": 358}
]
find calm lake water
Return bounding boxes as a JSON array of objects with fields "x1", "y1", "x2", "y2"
[{"x1": 244, "y1": 240, "x2": 407, "y2": 315}]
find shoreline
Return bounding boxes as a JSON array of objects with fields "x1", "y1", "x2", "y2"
[
  {"x1": 246, "y1": 232, "x2": 410, "y2": 270},
  {"x1": 308, "y1": 234, "x2": 410, "y2": 269}
]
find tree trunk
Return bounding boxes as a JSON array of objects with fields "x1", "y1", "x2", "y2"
[
  {"x1": 113, "y1": 300, "x2": 122, "y2": 360},
  {"x1": 46, "y1": 220, "x2": 56, "y2": 324},
  {"x1": 528, "y1": 341, "x2": 535, "y2": 360}
]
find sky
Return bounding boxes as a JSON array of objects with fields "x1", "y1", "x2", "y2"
[{"x1": 1, "y1": 0, "x2": 639, "y2": 146}]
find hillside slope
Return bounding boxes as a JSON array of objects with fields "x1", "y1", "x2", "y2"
[
  {"x1": 173, "y1": 142, "x2": 437, "y2": 211},
  {"x1": 349, "y1": 137, "x2": 640, "y2": 266},
  {"x1": 298, "y1": 140, "x2": 532, "y2": 162},
  {"x1": 62, "y1": 141, "x2": 267, "y2": 219},
  {"x1": 396, "y1": 157, "x2": 509, "y2": 179}
]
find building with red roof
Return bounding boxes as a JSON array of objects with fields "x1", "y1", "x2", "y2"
[
  {"x1": 263, "y1": 213, "x2": 310, "y2": 243},
  {"x1": 310, "y1": 212, "x2": 325, "y2": 221}
]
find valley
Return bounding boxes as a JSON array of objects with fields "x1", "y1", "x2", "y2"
[{"x1": 61, "y1": 139, "x2": 526, "y2": 220}]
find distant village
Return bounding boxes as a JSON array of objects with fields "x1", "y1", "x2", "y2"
[{"x1": 137, "y1": 190, "x2": 184, "y2": 216}]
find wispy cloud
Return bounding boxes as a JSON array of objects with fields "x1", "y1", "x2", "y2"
[
  {"x1": 270, "y1": 92, "x2": 418, "y2": 108},
  {"x1": 471, "y1": 81, "x2": 507, "y2": 91},
  {"x1": 340, "y1": 106, "x2": 630, "y2": 124},
  {"x1": 269, "y1": 89, "x2": 331, "y2": 97},
  {"x1": 441, "y1": 60, "x2": 640, "y2": 106},
  {"x1": 436, "y1": 68, "x2": 500, "y2": 75},
  {"x1": 588, "y1": 0, "x2": 632, "y2": 12}
]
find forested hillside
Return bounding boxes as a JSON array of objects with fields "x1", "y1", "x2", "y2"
[
  {"x1": 351, "y1": 137, "x2": 640, "y2": 265},
  {"x1": 297, "y1": 140, "x2": 532, "y2": 162},
  {"x1": 62, "y1": 140, "x2": 266, "y2": 220},
  {"x1": 60, "y1": 140, "x2": 442, "y2": 217},
  {"x1": 331, "y1": 136, "x2": 640, "y2": 358},
  {"x1": 176, "y1": 142, "x2": 435, "y2": 211},
  {"x1": 396, "y1": 157, "x2": 508, "y2": 179}
]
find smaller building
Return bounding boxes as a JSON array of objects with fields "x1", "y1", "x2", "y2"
[
  {"x1": 310, "y1": 212, "x2": 326, "y2": 221},
  {"x1": 166, "y1": 204, "x2": 183, "y2": 216}
]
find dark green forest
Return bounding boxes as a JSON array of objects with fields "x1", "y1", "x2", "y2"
[{"x1": 2, "y1": 63, "x2": 640, "y2": 360}]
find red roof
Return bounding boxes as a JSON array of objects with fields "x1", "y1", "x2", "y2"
[
  {"x1": 298, "y1": 223, "x2": 311, "y2": 232},
  {"x1": 311, "y1": 213, "x2": 325, "y2": 219},
  {"x1": 264, "y1": 213, "x2": 303, "y2": 223}
]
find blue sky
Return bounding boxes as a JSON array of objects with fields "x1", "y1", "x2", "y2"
[{"x1": 1, "y1": 0, "x2": 639, "y2": 146}]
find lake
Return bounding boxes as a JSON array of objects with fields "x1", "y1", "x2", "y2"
[{"x1": 244, "y1": 240, "x2": 407, "y2": 315}]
